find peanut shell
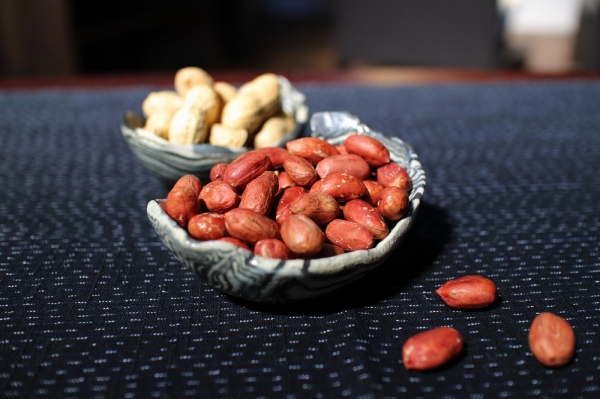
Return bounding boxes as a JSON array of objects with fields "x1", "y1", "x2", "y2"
[
  {"x1": 254, "y1": 113, "x2": 296, "y2": 149},
  {"x1": 209, "y1": 123, "x2": 248, "y2": 148},
  {"x1": 174, "y1": 66, "x2": 213, "y2": 96}
]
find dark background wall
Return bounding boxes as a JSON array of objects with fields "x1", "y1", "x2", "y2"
[{"x1": 1, "y1": 0, "x2": 598, "y2": 77}]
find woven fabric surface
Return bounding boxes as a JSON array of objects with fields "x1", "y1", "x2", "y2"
[{"x1": 1, "y1": 82, "x2": 599, "y2": 398}]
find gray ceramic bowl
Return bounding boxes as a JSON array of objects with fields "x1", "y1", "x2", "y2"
[
  {"x1": 147, "y1": 112, "x2": 426, "y2": 303},
  {"x1": 122, "y1": 76, "x2": 308, "y2": 183}
]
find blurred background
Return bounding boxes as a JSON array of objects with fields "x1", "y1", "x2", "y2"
[{"x1": 1, "y1": 0, "x2": 599, "y2": 79}]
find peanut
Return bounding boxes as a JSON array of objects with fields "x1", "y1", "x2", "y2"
[
  {"x1": 173, "y1": 174, "x2": 202, "y2": 196},
  {"x1": 325, "y1": 219, "x2": 374, "y2": 251},
  {"x1": 286, "y1": 137, "x2": 339, "y2": 165},
  {"x1": 221, "y1": 73, "x2": 281, "y2": 135},
  {"x1": 209, "y1": 123, "x2": 248, "y2": 149},
  {"x1": 377, "y1": 186, "x2": 409, "y2": 221},
  {"x1": 199, "y1": 181, "x2": 240, "y2": 213},
  {"x1": 316, "y1": 153, "x2": 371, "y2": 180},
  {"x1": 280, "y1": 215, "x2": 324, "y2": 256},
  {"x1": 142, "y1": 90, "x2": 182, "y2": 118},
  {"x1": 213, "y1": 81, "x2": 237, "y2": 103},
  {"x1": 277, "y1": 171, "x2": 296, "y2": 192},
  {"x1": 165, "y1": 185, "x2": 200, "y2": 228},
  {"x1": 209, "y1": 162, "x2": 228, "y2": 181},
  {"x1": 254, "y1": 113, "x2": 296, "y2": 149},
  {"x1": 435, "y1": 275, "x2": 498, "y2": 310},
  {"x1": 377, "y1": 162, "x2": 412, "y2": 192},
  {"x1": 275, "y1": 186, "x2": 309, "y2": 226},
  {"x1": 254, "y1": 238, "x2": 291, "y2": 260},
  {"x1": 222, "y1": 151, "x2": 273, "y2": 190},
  {"x1": 289, "y1": 192, "x2": 340, "y2": 225},
  {"x1": 344, "y1": 134, "x2": 390, "y2": 167},
  {"x1": 362, "y1": 180, "x2": 385, "y2": 207},
  {"x1": 239, "y1": 171, "x2": 279, "y2": 215},
  {"x1": 218, "y1": 236, "x2": 251, "y2": 250},
  {"x1": 144, "y1": 109, "x2": 175, "y2": 140},
  {"x1": 402, "y1": 327, "x2": 464, "y2": 371},
  {"x1": 529, "y1": 312, "x2": 576, "y2": 367},
  {"x1": 310, "y1": 172, "x2": 367, "y2": 203},
  {"x1": 174, "y1": 66, "x2": 213, "y2": 96},
  {"x1": 342, "y1": 199, "x2": 389, "y2": 240},
  {"x1": 283, "y1": 155, "x2": 318, "y2": 188},
  {"x1": 188, "y1": 213, "x2": 227, "y2": 241},
  {"x1": 224, "y1": 208, "x2": 280, "y2": 245},
  {"x1": 168, "y1": 107, "x2": 207, "y2": 145},
  {"x1": 256, "y1": 146, "x2": 290, "y2": 169}
]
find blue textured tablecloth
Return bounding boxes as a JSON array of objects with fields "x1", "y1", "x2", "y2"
[{"x1": 1, "y1": 82, "x2": 599, "y2": 398}]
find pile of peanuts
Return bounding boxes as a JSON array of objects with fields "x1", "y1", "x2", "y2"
[
  {"x1": 141, "y1": 67, "x2": 296, "y2": 149},
  {"x1": 163, "y1": 134, "x2": 411, "y2": 260}
]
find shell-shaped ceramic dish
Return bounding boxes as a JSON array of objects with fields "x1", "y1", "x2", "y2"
[
  {"x1": 122, "y1": 75, "x2": 308, "y2": 183},
  {"x1": 147, "y1": 111, "x2": 426, "y2": 303}
]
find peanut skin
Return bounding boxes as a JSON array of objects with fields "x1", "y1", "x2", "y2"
[
  {"x1": 254, "y1": 238, "x2": 291, "y2": 260},
  {"x1": 239, "y1": 171, "x2": 279, "y2": 215},
  {"x1": 218, "y1": 236, "x2": 251, "y2": 251},
  {"x1": 316, "y1": 153, "x2": 371, "y2": 180},
  {"x1": 377, "y1": 186, "x2": 409, "y2": 221},
  {"x1": 310, "y1": 172, "x2": 367, "y2": 203},
  {"x1": 344, "y1": 134, "x2": 390, "y2": 167},
  {"x1": 362, "y1": 180, "x2": 385, "y2": 206},
  {"x1": 224, "y1": 208, "x2": 280, "y2": 245},
  {"x1": 280, "y1": 215, "x2": 324, "y2": 256},
  {"x1": 209, "y1": 162, "x2": 228, "y2": 182},
  {"x1": 165, "y1": 186, "x2": 200, "y2": 228},
  {"x1": 377, "y1": 162, "x2": 412, "y2": 192},
  {"x1": 286, "y1": 137, "x2": 339, "y2": 165},
  {"x1": 300, "y1": 243, "x2": 345, "y2": 259},
  {"x1": 529, "y1": 312, "x2": 576, "y2": 367},
  {"x1": 200, "y1": 181, "x2": 240, "y2": 213},
  {"x1": 173, "y1": 174, "x2": 202, "y2": 197},
  {"x1": 343, "y1": 199, "x2": 389, "y2": 240},
  {"x1": 435, "y1": 275, "x2": 498, "y2": 310},
  {"x1": 277, "y1": 171, "x2": 296, "y2": 193},
  {"x1": 403, "y1": 327, "x2": 464, "y2": 371},
  {"x1": 289, "y1": 192, "x2": 340, "y2": 225},
  {"x1": 188, "y1": 213, "x2": 227, "y2": 241},
  {"x1": 222, "y1": 150, "x2": 273, "y2": 190},
  {"x1": 283, "y1": 155, "x2": 318, "y2": 188},
  {"x1": 275, "y1": 186, "x2": 309, "y2": 225},
  {"x1": 325, "y1": 219, "x2": 374, "y2": 251},
  {"x1": 256, "y1": 146, "x2": 290, "y2": 169}
]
